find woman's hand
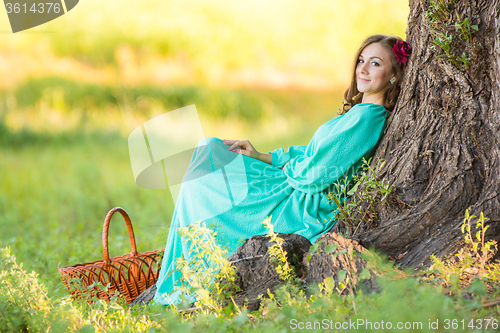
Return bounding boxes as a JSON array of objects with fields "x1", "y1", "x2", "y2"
[
  {"x1": 222, "y1": 139, "x2": 261, "y2": 160},
  {"x1": 282, "y1": 162, "x2": 289, "y2": 171}
]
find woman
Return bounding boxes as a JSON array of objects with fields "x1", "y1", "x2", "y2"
[{"x1": 154, "y1": 34, "x2": 412, "y2": 305}]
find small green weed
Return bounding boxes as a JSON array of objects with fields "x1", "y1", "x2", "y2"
[
  {"x1": 461, "y1": 209, "x2": 497, "y2": 273},
  {"x1": 455, "y1": 15, "x2": 478, "y2": 42},
  {"x1": 262, "y1": 216, "x2": 296, "y2": 283},
  {"x1": 174, "y1": 221, "x2": 240, "y2": 314},
  {"x1": 425, "y1": 0, "x2": 478, "y2": 69},
  {"x1": 420, "y1": 210, "x2": 499, "y2": 317},
  {"x1": 327, "y1": 157, "x2": 394, "y2": 236},
  {"x1": 426, "y1": 1, "x2": 448, "y2": 23},
  {"x1": 0, "y1": 247, "x2": 55, "y2": 332},
  {"x1": 427, "y1": 210, "x2": 497, "y2": 282}
]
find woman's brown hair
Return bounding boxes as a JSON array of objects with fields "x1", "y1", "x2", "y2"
[{"x1": 339, "y1": 34, "x2": 406, "y2": 114}]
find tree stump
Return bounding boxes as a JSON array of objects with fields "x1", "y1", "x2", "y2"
[
  {"x1": 229, "y1": 233, "x2": 311, "y2": 311},
  {"x1": 130, "y1": 233, "x2": 311, "y2": 309},
  {"x1": 130, "y1": 284, "x2": 157, "y2": 306},
  {"x1": 304, "y1": 232, "x2": 379, "y2": 295}
]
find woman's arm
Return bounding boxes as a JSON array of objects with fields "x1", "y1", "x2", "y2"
[
  {"x1": 222, "y1": 139, "x2": 305, "y2": 167},
  {"x1": 222, "y1": 139, "x2": 273, "y2": 164},
  {"x1": 258, "y1": 152, "x2": 273, "y2": 165},
  {"x1": 222, "y1": 139, "x2": 261, "y2": 159}
]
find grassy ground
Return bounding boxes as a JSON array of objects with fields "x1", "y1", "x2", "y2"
[{"x1": 1, "y1": 238, "x2": 499, "y2": 332}]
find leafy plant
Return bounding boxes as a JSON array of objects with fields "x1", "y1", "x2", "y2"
[
  {"x1": 425, "y1": 0, "x2": 478, "y2": 69},
  {"x1": 305, "y1": 240, "x2": 325, "y2": 264},
  {"x1": 420, "y1": 209, "x2": 499, "y2": 316},
  {"x1": 0, "y1": 247, "x2": 167, "y2": 333},
  {"x1": 461, "y1": 209, "x2": 497, "y2": 273},
  {"x1": 426, "y1": 0, "x2": 450, "y2": 24},
  {"x1": 173, "y1": 221, "x2": 240, "y2": 314},
  {"x1": 455, "y1": 15, "x2": 478, "y2": 42},
  {"x1": 0, "y1": 247, "x2": 54, "y2": 332},
  {"x1": 457, "y1": 52, "x2": 472, "y2": 69},
  {"x1": 327, "y1": 157, "x2": 394, "y2": 236},
  {"x1": 263, "y1": 216, "x2": 296, "y2": 282},
  {"x1": 430, "y1": 30, "x2": 461, "y2": 66}
]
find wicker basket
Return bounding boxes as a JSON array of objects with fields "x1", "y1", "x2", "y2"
[{"x1": 59, "y1": 207, "x2": 164, "y2": 304}]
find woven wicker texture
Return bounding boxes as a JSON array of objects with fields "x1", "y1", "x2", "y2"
[{"x1": 59, "y1": 207, "x2": 164, "y2": 304}]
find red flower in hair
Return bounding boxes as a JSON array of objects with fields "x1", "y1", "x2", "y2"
[{"x1": 392, "y1": 40, "x2": 412, "y2": 66}]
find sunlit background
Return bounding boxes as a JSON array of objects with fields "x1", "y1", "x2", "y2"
[{"x1": 0, "y1": 0, "x2": 409, "y2": 296}]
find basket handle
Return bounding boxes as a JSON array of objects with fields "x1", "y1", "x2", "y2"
[{"x1": 102, "y1": 207, "x2": 138, "y2": 264}]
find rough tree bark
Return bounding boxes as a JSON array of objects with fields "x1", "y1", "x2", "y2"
[{"x1": 333, "y1": 0, "x2": 500, "y2": 268}]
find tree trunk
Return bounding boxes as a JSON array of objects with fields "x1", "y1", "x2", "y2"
[{"x1": 342, "y1": 0, "x2": 500, "y2": 268}]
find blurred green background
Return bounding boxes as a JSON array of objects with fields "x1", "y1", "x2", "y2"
[{"x1": 0, "y1": 0, "x2": 408, "y2": 297}]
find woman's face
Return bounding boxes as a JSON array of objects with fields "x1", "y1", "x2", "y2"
[{"x1": 355, "y1": 42, "x2": 395, "y2": 102}]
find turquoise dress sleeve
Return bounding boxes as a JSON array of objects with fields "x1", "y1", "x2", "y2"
[
  {"x1": 269, "y1": 145, "x2": 307, "y2": 168},
  {"x1": 283, "y1": 103, "x2": 387, "y2": 195}
]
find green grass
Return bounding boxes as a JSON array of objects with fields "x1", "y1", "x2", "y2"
[
  {"x1": 0, "y1": 76, "x2": 344, "y2": 134},
  {"x1": 2, "y1": 243, "x2": 499, "y2": 332},
  {"x1": 0, "y1": 134, "x2": 172, "y2": 298},
  {"x1": 2, "y1": 63, "x2": 498, "y2": 333}
]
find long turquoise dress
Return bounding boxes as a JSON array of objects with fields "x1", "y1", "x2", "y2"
[{"x1": 154, "y1": 103, "x2": 388, "y2": 305}]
